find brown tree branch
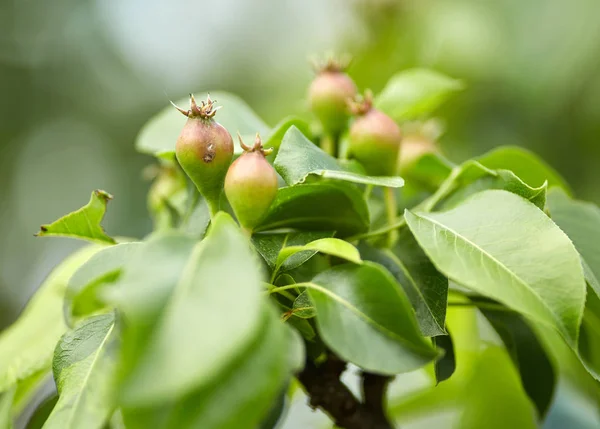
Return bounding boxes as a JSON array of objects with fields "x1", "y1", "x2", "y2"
[{"x1": 297, "y1": 354, "x2": 395, "y2": 429}]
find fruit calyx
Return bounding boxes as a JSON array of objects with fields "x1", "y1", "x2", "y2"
[
  {"x1": 310, "y1": 54, "x2": 352, "y2": 74},
  {"x1": 171, "y1": 93, "x2": 222, "y2": 119},
  {"x1": 348, "y1": 90, "x2": 374, "y2": 117},
  {"x1": 238, "y1": 132, "x2": 273, "y2": 156}
]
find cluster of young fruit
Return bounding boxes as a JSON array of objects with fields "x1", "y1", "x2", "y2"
[{"x1": 174, "y1": 57, "x2": 409, "y2": 233}]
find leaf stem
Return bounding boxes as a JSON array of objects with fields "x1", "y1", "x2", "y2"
[
  {"x1": 206, "y1": 197, "x2": 220, "y2": 219},
  {"x1": 264, "y1": 283, "x2": 297, "y2": 301},
  {"x1": 384, "y1": 187, "x2": 398, "y2": 248}
]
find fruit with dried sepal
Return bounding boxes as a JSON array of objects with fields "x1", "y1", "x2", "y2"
[
  {"x1": 348, "y1": 91, "x2": 402, "y2": 176},
  {"x1": 174, "y1": 94, "x2": 234, "y2": 217},
  {"x1": 225, "y1": 134, "x2": 278, "y2": 233}
]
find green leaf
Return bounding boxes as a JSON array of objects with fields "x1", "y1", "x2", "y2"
[
  {"x1": 304, "y1": 262, "x2": 438, "y2": 374},
  {"x1": 578, "y1": 289, "x2": 600, "y2": 380},
  {"x1": 0, "y1": 387, "x2": 14, "y2": 429},
  {"x1": 36, "y1": 191, "x2": 116, "y2": 244},
  {"x1": 43, "y1": 314, "x2": 117, "y2": 429},
  {"x1": 251, "y1": 231, "x2": 333, "y2": 271},
  {"x1": 433, "y1": 334, "x2": 455, "y2": 384},
  {"x1": 477, "y1": 146, "x2": 571, "y2": 193},
  {"x1": 375, "y1": 68, "x2": 463, "y2": 121},
  {"x1": 24, "y1": 395, "x2": 58, "y2": 429},
  {"x1": 274, "y1": 127, "x2": 404, "y2": 187},
  {"x1": 405, "y1": 190, "x2": 586, "y2": 347},
  {"x1": 401, "y1": 152, "x2": 454, "y2": 190},
  {"x1": 262, "y1": 117, "x2": 311, "y2": 163},
  {"x1": 546, "y1": 188, "x2": 600, "y2": 298},
  {"x1": 66, "y1": 243, "x2": 141, "y2": 322},
  {"x1": 276, "y1": 238, "x2": 362, "y2": 267},
  {"x1": 255, "y1": 181, "x2": 370, "y2": 237},
  {"x1": 116, "y1": 213, "x2": 265, "y2": 406},
  {"x1": 121, "y1": 307, "x2": 299, "y2": 429},
  {"x1": 429, "y1": 161, "x2": 547, "y2": 211},
  {"x1": 458, "y1": 347, "x2": 537, "y2": 429},
  {"x1": 292, "y1": 291, "x2": 316, "y2": 319},
  {"x1": 0, "y1": 245, "x2": 104, "y2": 393},
  {"x1": 359, "y1": 229, "x2": 448, "y2": 337},
  {"x1": 135, "y1": 91, "x2": 269, "y2": 159},
  {"x1": 476, "y1": 302, "x2": 556, "y2": 420}
]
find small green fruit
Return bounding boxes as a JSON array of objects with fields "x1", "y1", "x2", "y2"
[
  {"x1": 348, "y1": 91, "x2": 402, "y2": 176},
  {"x1": 225, "y1": 134, "x2": 278, "y2": 232},
  {"x1": 174, "y1": 94, "x2": 234, "y2": 216},
  {"x1": 308, "y1": 57, "x2": 357, "y2": 137}
]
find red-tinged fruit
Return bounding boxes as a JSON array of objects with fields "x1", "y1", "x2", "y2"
[
  {"x1": 174, "y1": 94, "x2": 234, "y2": 216},
  {"x1": 225, "y1": 134, "x2": 278, "y2": 232},
  {"x1": 348, "y1": 91, "x2": 402, "y2": 176},
  {"x1": 308, "y1": 56, "x2": 357, "y2": 136}
]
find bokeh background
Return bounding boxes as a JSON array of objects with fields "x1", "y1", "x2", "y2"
[{"x1": 1, "y1": 0, "x2": 600, "y2": 426}]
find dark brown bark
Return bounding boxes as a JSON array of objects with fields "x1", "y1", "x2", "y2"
[{"x1": 297, "y1": 354, "x2": 395, "y2": 429}]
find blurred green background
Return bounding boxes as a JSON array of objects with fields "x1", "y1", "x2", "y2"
[{"x1": 2, "y1": 0, "x2": 600, "y2": 427}]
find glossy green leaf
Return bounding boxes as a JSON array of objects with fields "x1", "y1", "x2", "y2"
[
  {"x1": 477, "y1": 146, "x2": 571, "y2": 193},
  {"x1": 359, "y1": 230, "x2": 448, "y2": 337},
  {"x1": 0, "y1": 245, "x2": 103, "y2": 393},
  {"x1": 36, "y1": 191, "x2": 116, "y2": 244},
  {"x1": 406, "y1": 190, "x2": 586, "y2": 347},
  {"x1": 476, "y1": 303, "x2": 556, "y2": 420},
  {"x1": 255, "y1": 181, "x2": 370, "y2": 237},
  {"x1": 433, "y1": 334, "x2": 455, "y2": 384},
  {"x1": 304, "y1": 262, "x2": 438, "y2": 374},
  {"x1": 66, "y1": 243, "x2": 141, "y2": 322},
  {"x1": 117, "y1": 213, "x2": 264, "y2": 406},
  {"x1": 276, "y1": 238, "x2": 361, "y2": 268},
  {"x1": 292, "y1": 291, "x2": 316, "y2": 319},
  {"x1": 375, "y1": 68, "x2": 463, "y2": 121},
  {"x1": 43, "y1": 314, "x2": 117, "y2": 429},
  {"x1": 546, "y1": 188, "x2": 600, "y2": 298},
  {"x1": 135, "y1": 92, "x2": 269, "y2": 159},
  {"x1": 275, "y1": 127, "x2": 404, "y2": 187},
  {"x1": 121, "y1": 307, "x2": 300, "y2": 429},
  {"x1": 251, "y1": 231, "x2": 333, "y2": 271}
]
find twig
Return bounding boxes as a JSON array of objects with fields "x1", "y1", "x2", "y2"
[{"x1": 297, "y1": 354, "x2": 395, "y2": 429}]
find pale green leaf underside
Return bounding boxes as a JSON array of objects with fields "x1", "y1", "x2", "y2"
[
  {"x1": 0, "y1": 245, "x2": 104, "y2": 393},
  {"x1": 546, "y1": 188, "x2": 600, "y2": 299},
  {"x1": 406, "y1": 189, "x2": 586, "y2": 346},
  {"x1": 375, "y1": 68, "x2": 464, "y2": 121},
  {"x1": 44, "y1": 314, "x2": 117, "y2": 429},
  {"x1": 135, "y1": 91, "x2": 269, "y2": 158},
  {"x1": 275, "y1": 127, "x2": 404, "y2": 188},
  {"x1": 36, "y1": 190, "x2": 116, "y2": 244},
  {"x1": 305, "y1": 262, "x2": 438, "y2": 374},
  {"x1": 276, "y1": 238, "x2": 362, "y2": 268},
  {"x1": 119, "y1": 213, "x2": 264, "y2": 406}
]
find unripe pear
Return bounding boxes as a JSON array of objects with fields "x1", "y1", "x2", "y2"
[
  {"x1": 225, "y1": 134, "x2": 278, "y2": 233},
  {"x1": 348, "y1": 91, "x2": 402, "y2": 176},
  {"x1": 308, "y1": 57, "x2": 357, "y2": 137},
  {"x1": 174, "y1": 94, "x2": 233, "y2": 216}
]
